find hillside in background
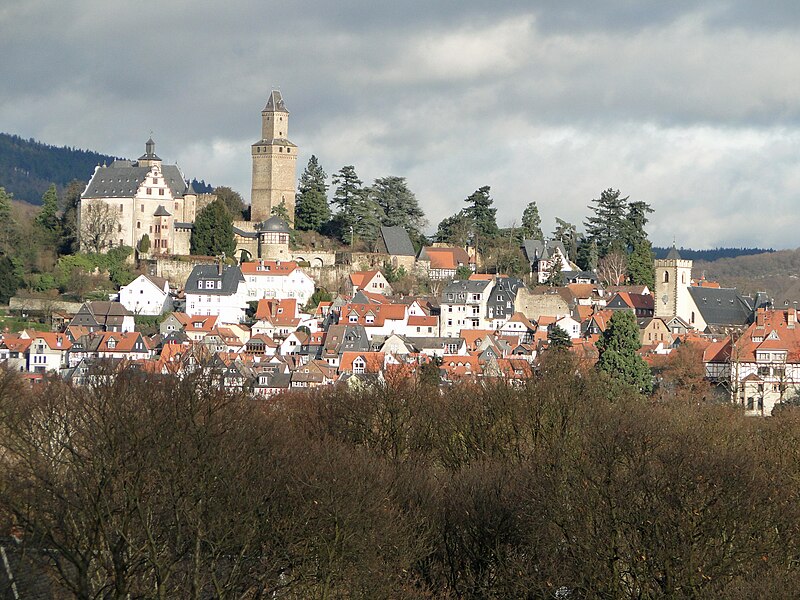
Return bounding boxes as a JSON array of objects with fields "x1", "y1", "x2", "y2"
[
  {"x1": 653, "y1": 246, "x2": 775, "y2": 261},
  {"x1": 0, "y1": 133, "x2": 213, "y2": 203},
  {"x1": 694, "y1": 248, "x2": 800, "y2": 303}
]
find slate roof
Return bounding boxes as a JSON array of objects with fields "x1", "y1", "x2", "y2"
[
  {"x1": 153, "y1": 205, "x2": 171, "y2": 216},
  {"x1": 264, "y1": 90, "x2": 288, "y2": 113},
  {"x1": 258, "y1": 215, "x2": 291, "y2": 233},
  {"x1": 184, "y1": 265, "x2": 245, "y2": 296},
  {"x1": 666, "y1": 245, "x2": 683, "y2": 260},
  {"x1": 521, "y1": 239, "x2": 568, "y2": 263},
  {"x1": 688, "y1": 287, "x2": 753, "y2": 327},
  {"x1": 82, "y1": 164, "x2": 188, "y2": 199},
  {"x1": 380, "y1": 226, "x2": 416, "y2": 256}
]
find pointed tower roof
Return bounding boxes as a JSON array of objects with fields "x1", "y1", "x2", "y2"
[
  {"x1": 666, "y1": 245, "x2": 682, "y2": 260},
  {"x1": 138, "y1": 137, "x2": 161, "y2": 161},
  {"x1": 263, "y1": 90, "x2": 288, "y2": 113}
]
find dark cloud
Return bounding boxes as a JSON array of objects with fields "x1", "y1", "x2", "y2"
[{"x1": 3, "y1": 1, "x2": 800, "y2": 248}]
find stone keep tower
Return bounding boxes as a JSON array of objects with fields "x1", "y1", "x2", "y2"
[
  {"x1": 654, "y1": 245, "x2": 693, "y2": 319},
  {"x1": 250, "y1": 91, "x2": 298, "y2": 224}
]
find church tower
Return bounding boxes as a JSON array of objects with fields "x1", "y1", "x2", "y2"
[
  {"x1": 250, "y1": 91, "x2": 298, "y2": 224},
  {"x1": 654, "y1": 245, "x2": 693, "y2": 319}
]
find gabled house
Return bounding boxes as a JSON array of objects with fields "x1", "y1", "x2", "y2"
[
  {"x1": 240, "y1": 260, "x2": 315, "y2": 306},
  {"x1": 486, "y1": 277, "x2": 524, "y2": 328},
  {"x1": 376, "y1": 226, "x2": 417, "y2": 271},
  {"x1": 27, "y1": 333, "x2": 71, "y2": 373},
  {"x1": 184, "y1": 263, "x2": 249, "y2": 324},
  {"x1": 349, "y1": 270, "x2": 393, "y2": 296},
  {"x1": 606, "y1": 292, "x2": 654, "y2": 318},
  {"x1": 119, "y1": 274, "x2": 171, "y2": 315},
  {"x1": 521, "y1": 239, "x2": 573, "y2": 283},
  {"x1": 70, "y1": 301, "x2": 135, "y2": 333},
  {"x1": 417, "y1": 246, "x2": 476, "y2": 280}
]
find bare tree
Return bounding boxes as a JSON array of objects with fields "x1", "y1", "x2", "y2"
[
  {"x1": 596, "y1": 249, "x2": 628, "y2": 286},
  {"x1": 80, "y1": 200, "x2": 120, "y2": 253}
]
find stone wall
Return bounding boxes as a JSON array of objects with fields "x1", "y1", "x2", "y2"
[{"x1": 150, "y1": 256, "x2": 218, "y2": 288}]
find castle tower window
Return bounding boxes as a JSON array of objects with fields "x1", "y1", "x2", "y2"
[{"x1": 663, "y1": 271, "x2": 669, "y2": 283}]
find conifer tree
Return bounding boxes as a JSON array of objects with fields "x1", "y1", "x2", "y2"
[
  {"x1": 294, "y1": 155, "x2": 330, "y2": 232},
  {"x1": 627, "y1": 239, "x2": 655, "y2": 288},
  {"x1": 0, "y1": 187, "x2": 17, "y2": 255},
  {"x1": 190, "y1": 199, "x2": 235, "y2": 257},
  {"x1": 596, "y1": 310, "x2": 653, "y2": 393},
  {"x1": 547, "y1": 324, "x2": 572, "y2": 350},
  {"x1": 521, "y1": 201, "x2": 543, "y2": 239},
  {"x1": 371, "y1": 176, "x2": 426, "y2": 235},
  {"x1": 463, "y1": 186, "x2": 498, "y2": 252},
  {"x1": 35, "y1": 184, "x2": 60, "y2": 234},
  {"x1": 584, "y1": 188, "x2": 629, "y2": 258}
]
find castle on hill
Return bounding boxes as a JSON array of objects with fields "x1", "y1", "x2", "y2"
[{"x1": 78, "y1": 91, "x2": 298, "y2": 258}]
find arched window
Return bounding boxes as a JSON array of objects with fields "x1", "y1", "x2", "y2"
[
  {"x1": 681, "y1": 273, "x2": 686, "y2": 284},
  {"x1": 691, "y1": 311, "x2": 695, "y2": 324},
  {"x1": 663, "y1": 271, "x2": 670, "y2": 283}
]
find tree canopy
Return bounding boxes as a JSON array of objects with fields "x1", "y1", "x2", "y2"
[
  {"x1": 521, "y1": 201, "x2": 543, "y2": 240},
  {"x1": 596, "y1": 310, "x2": 653, "y2": 393},
  {"x1": 371, "y1": 176, "x2": 426, "y2": 235},
  {"x1": 294, "y1": 155, "x2": 330, "y2": 232},
  {"x1": 191, "y1": 198, "x2": 236, "y2": 257}
]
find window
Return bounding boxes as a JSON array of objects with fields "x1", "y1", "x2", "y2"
[
  {"x1": 147, "y1": 188, "x2": 152, "y2": 195},
  {"x1": 663, "y1": 271, "x2": 669, "y2": 283},
  {"x1": 119, "y1": 204, "x2": 124, "y2": 212},
  {"x1": 137, "y1": 221, "x2": 141, "y2": 229},
  {"x1": 159, "y1": 188, "x2": 164, "y2": 196}
]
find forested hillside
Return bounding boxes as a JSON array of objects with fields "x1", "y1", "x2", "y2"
[
  {"x1": 0, "y1": 133, "x2": 119, "y2": 203},
  {"x1": 0, "y1": 133, "x2": 213, "y2": 203},
  {"x1": 695, "y1": 248, "x2": 800, "y2": 302},
  {"x1": 653, "y1": 246, "x2": 774, "y2": 261}
]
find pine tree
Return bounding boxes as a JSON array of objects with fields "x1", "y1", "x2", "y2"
[
  {"x1": 352, "y1": 191, "x2": 383, "y2": 248},
  {"x1": 584, "y1": 188, "x2": 629, "y2": 258},
  {"x1": 190, "y1": 199, "x2": 235, "y2": 257},
  {"x1": 294, "y1": 155, "x2": 330, "y2": 232},
  {"x1": 35, "y1": 184, "x2": 60, "y2": 233},
  {"x1": 545, "y1": 257, "x2": 564, "y2": 287},
  {"x1": 0, "y1": 255, "x2": 20, "y2": 304},
  {"x1": 547, "y1": 324, "x2": 572, "y2": 350},
  {"x1": 271, "y1": 200, "x2": 290, "y2": 221},
  {"x1": 521, "y1": 201, "x2": 543, "y2": 239},
  {"x1": 331, "y1": 166, "x2": 363, "y2": 243},
  {"x1": 624, "y1": 200, "x2": 654, "y2": 248},
  {"x1": 58, "y1": 180, "x2": 83, "y2": 255},
  {"x1": 463, "y1": 186, "x2": 499, "y2": 245},
  {"x1": 436, "y1": 212, "x2": 472, "y2": 247},
  {"x1": 371, "y1": 175, "x2": 426, "y2": 235},
  {"x1": 596, "y1": 310, "x2": 653, "y2": 393},
  {"x1": 628, "y1": 239, "x2": 655, "y2": 288},
  {"x1": 0, "y1": 187, "x2": 17, "y2": 255}
]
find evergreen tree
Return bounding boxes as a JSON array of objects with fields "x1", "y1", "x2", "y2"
[
  {"x1": 294, "y1": 155, "x2": 330, "y2": 232},
  {"x1": 213, "y1": 186, "x2": 247, "y2": 220},
  {"x1": 271, "y1": 199, "x2": 290, "y2": 222},
  {"x1": 463, "y1": 186, "x2": 499, "y2": 246},
  {"x1": 0, "y1": 254, "x2": 20, "y2": 304},
  {"x1": 352, "y1": 191, "x2": 383, "y2": 248},
  {"x1": 624, "y1": 200, "x2": 654, "y2": 248},
  {"x1": 0, "y1": 187, "x2": 17, "y2": 255},
  {"x1": 138, "y1": 233, "x2": 151, "y2": 254},
  {"x1": 576, "y1": 237, "x2": 599, "y2": 272},
  {"x1": 584, "y1": 188, "x2": 629, "y2": 258},
  {"x1": 371, "y1": 176, "x2": 426, "y2": 235},
  {"x1": 58, "y1": 180, "x2": 83, "y2": 255},
  {"x1": 552, "y1": 218, "x2": 577, "y2": 262},
  {"x1": 628, "y1": 239, "x2": 655, "y2": 288},
  {"x1": 35, "y1": 184, "x2": 60, "y2": 234},
  {"x1": 190, "y1": 199, "x2": 235, "y2": 257},
  {"x1": 547, "y1": 324, "x2": 572, "y2": 350},
  {"x1": 436, "y1": 212, "x2": 472, "y2": 247},
  {"x1": 521, "y1": 201, "x2": 543, "y2": 239},
  {"x1": 331, "y1": 166, "x2": 363, "y2": 243},
  {"x1": 596, "y1": 310, "x2": 653, "y2": 393}
]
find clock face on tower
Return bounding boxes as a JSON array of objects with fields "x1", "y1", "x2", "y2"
[{"x1": 662, "y1": 294, "x2": 669, "y2": 305}]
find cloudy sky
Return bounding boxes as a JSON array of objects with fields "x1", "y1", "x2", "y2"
[{"x1": 3, "y1": 1, "x2": 800, "y2": 249}]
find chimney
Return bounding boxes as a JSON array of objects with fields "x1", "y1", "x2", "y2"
[{"x1": 756, "y1": 308, "x2": 765, "y2": 327}]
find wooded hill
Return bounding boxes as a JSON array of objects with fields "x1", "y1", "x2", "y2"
[
  {"x1": 653, "y1": 246, "x2": 774, "y2": 261},
  {"x1": 0, "y1": 133, "x2": 213, "y2": 204},
  {"x1": 695, "y1": 247, "x2": 800, "y2": 302}
]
